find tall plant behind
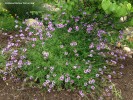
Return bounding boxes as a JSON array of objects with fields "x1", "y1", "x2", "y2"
[{"x1": 1, "y1": 0, "x2": 44, "y2": 19}]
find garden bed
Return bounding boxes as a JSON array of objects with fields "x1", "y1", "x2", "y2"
[{"x1": 0, "y1": 31, "x2": 133, "y2": 100}]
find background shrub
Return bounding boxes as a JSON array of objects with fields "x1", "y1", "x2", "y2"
[{"x1": 1, "y1": 0, "x2": 44, "y2": 19}]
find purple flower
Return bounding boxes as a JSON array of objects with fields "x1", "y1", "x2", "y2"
[
  {"x1": 3, "y1": 77, "x2": 6, "y2": 81},
  {"x1": 15, "y1": 25, "x2": 18, "y2": 28},
  {"x1": 42, "y1": 51, "x2": 49, "y2": 59},
  {"x1": 77, "y1": 75, "x2": 80, "y2": 79},
  {"x1": 91, "y1": 86, "x2": 95, "y2": 90},
  {"x1": 50, "y1": 66, "x2": 54, "y2": 71},
  {"x1": 111, "y1": 60, "x2": 117, "y2": 64},
  {"x1": 88, "y1": 54, "x2": 93, "y2": 57},
  {"x1": 60, "y1": 45, "x2": 64, "y2": 48},
  {"x1": 89, "y1": 43, "x2": 94, "y2": 48},
  {"x1": 46, "y1": 32, "x2": 52, "y2": 38},
  {"x1": 75, "y1": 18, "x2": 79, "y2": 22},
  {"x1": 62, "y1": 12, "x2": 66, "y2": 14},
  {"x1": 59, "y1": 75, "x2": 64, "y2": 81},
  {"x1": 91, "y1": 79, "x2": 95, "y2": 84},
  {"x1": 79, "y1": 90, "x2": 84, "y2": 97},
  {"x1": 119, "y1": 35, "x2": 123, "y2": 39},
  {"x1": 18, "y1": 60, "x2": 23, "y2": 66},
  {"x1": 44, "y1": 17, "x2": 48, "y2": 20},
  {"x1": 73, "y1": 66, "x2": 77, "y2": 69},
  {"x1": 46, "y1": 80, "x2": 50, "y2": 84},
  {"x1": 120, "y1": 64, "x2": 124, "y2": 68},
  {"x1": 43, "y1": 82, "x2": 47, "y2": 87},
  {"x1": 75, "y1": 26, "x2": 79, "y2": 31},
  {"x1": 96, "y1": 45, "x2": 101, "y2": 50},
  {"x1": 84, "y1": 82, "x2": 88, "y2": 86},
  {"x1": 83, "y1": 12, "x2": 87, "y2": 15},
  {"x1": 70, "y1": 41, "x2": 77, "y2": 46},
  {"x1": 70, "y1": 80, "x2": 74, "y2": 84},
  {"x1": 109, "y1": 85, "x2": 113, "y2": 89},
  {"x1": 64, "y1": 52, "x2": 68, "y2": 55},
  {"x1": 56, "y1": 24, "x2": 65, "y2": 28},
  {"x1": 30, "y1": 76, "x2": 33, "y2": 80},
  {"x1": 68, "y1": 27, "x2": 72, "y2": 32},
  {"x1": 53, "y1": 74, "x2": 56, "y2": 77},
  {"x1": 65, "y1": 77, "x2": 70, "y2": 82},
  {"x1": 49, "y1": 84, "x2": 54, "y2": 88},
  {"x1": 75, "y1": 53, "x2": 79, "y2": 57},
  {"x1": 15, "y1": 20, "x2": 18, "y2": 23},
  {"x1": 108, "y1": 75, "x2": 111, "y2": 79},
  {"x1": 48, "y1": 89, "x2": 51, "y2": 92},
  {"x1": 111, "y1": 52, "x2": 114, "y2": 55},
  {"x1": 86, "y1": 25, "x2": 93, "y2": 33},
  {"x1": 84, "y1": 69, "x2": 91, "y2": 74},
  {"x1": 119, "y1": 30, "x2": 123, "y2": 34},
  {"x1": 32, "y1": 38, "x2": 37, "y2": 41},
  {"x1": 32, "y1": 44, "x2": 35, "y2": 47},
  {"x1": 66, "y1": 62, "x2": 69, "y2": 66},
  {"x1": 97, "y1": 30, "x2": 106, "y2": 38},
  {"x1": 96, "y1": 74, "x2": 99, "y2": 77},
  {"x1": 23, "y1": 48, "x2": 27, "y2": 52}
]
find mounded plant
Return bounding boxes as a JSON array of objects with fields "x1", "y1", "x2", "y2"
[{"x1": 1, "y1": 11, "x2": 127, "y2": 98}]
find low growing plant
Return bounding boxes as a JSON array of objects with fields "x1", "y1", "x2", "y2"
[{"x1": 1, "y1": 11, "x2": 127, "y2": 98}]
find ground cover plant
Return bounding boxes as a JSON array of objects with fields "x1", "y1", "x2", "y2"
[
  {"x1": 1, "y1": 11, "x2": 128, "y2": 99},
  {"x1": 0, "y1": 0, "x2": 133, "y2": 99}
]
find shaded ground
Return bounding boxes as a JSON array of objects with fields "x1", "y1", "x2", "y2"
[
  {"x1": 112, "y1": 57, "x2": 133, "y2": 100},
  {"x1": 0, "y1": 79, "x2": 81, "y2": 100},
  {"x1": 0, "y1": 31, "x2": 133, "y2": 100}
]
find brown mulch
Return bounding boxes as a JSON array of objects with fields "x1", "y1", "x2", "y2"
[
  {"x1": 112, "y1": 57, "x2": 133, "y2": 100},
  {"x1": 0, "y1": 31, "x2": 133, "y2": 100},
  {"x1": 0, "y1": 79, "x2": 81, "y2": 100}
]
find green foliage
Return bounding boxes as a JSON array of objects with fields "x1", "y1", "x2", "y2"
[
  {"x1": 22, "y1": 27, "x2": 108, "y2": 92},
  {"x1": 0, "y1": 3, "x2": 8, "y2": 16},
  {"x1": 3, "y1": 15, "x2": 115, "y2": 94},
  {"x1": 0, "y1": 51, "x2": 6, "y2": 73},
  {"x1": 0, "y1": 14, "x2": 15, "y2": 31},
  {"x1": 101, "y1": 0, "x2": 133, "y2": 17}
]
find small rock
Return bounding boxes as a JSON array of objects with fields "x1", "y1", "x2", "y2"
[
  {"x1": 43, "y1": 3, "x2": 60, "y2": 12},
  {"x1": 120, "y1": 16, "x2": 127, "y2": 22},
  {"x1": 25, "y1": 18, "x2": 45, "y2": 30},
  {"x1": 116, "y1": 42, "x2": 121, "y2": 48},
  {"x1": 123, "y1": 47, "x2": 131, "y2": 52}
]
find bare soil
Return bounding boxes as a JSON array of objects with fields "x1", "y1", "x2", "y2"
[{"x1": 112, "y1": 57, "x2": 133, "y2": 100}]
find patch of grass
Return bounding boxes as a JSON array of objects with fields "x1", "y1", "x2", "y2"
[
  {"x1": 111, "y1": 83, "x2": 123, "y2": 100},
  {"x1": 123, "y1": 40, "x2": 133, "y2": 49},
  {"x1": 0, "y1": 15, "x2": 15, "y2": 31}
]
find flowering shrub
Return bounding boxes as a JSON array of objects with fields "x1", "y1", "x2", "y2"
[{"x1": 1, "y1": 12, "x2": 127, "y2": 97}]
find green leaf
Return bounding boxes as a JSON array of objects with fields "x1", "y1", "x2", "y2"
[
  {"x1": 109, "y1": 3, "x2": 117, "y2": 12},
  {"x1": 127, "y1": 3, "x2": 132, "y2": 11},
  {"x1": 115, "y1": 6, "x2": 127, "y2": 17},
  {"x1": 102, "y1": 0, "x2": 112, "y2": 11},
  {"x1": 68, "y1": 6, "x2": 72, "y2": 11},
  {"x1": 130, "y1": 18, "x2": 133, "y2": 26}
]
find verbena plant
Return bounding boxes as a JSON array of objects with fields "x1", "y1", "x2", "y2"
[
  {"x1": 1, "y1": 11, "x2": 127, "y2": 98},
  {"x1": 1, "y1": 0, "x2": 129, "y2": 98}
]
